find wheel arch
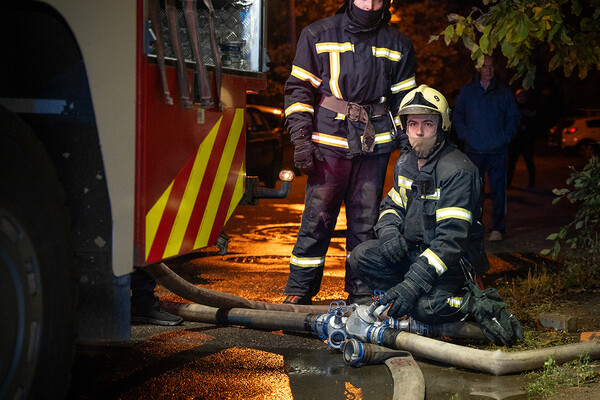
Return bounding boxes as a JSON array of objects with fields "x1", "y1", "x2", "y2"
[{"x1": 0, "y1": 3, "x2": 130, "y2": 343}]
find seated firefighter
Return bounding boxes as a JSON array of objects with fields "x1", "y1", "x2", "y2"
[{"x1": 348, "y1": 84, "x2": 523, "y2": 346}]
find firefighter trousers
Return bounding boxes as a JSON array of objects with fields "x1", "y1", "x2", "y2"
[
  {"x1": 348, "y1": 239, "x2": 467, "y2": 324},
  {"x1": 284, "y1": 152, "x2": 390, "y2": 298}
]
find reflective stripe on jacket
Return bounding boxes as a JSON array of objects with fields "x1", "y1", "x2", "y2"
[
  {"x1": 375, "y1": 141, "x2": 489, "y2": 279},
  {"x1": 284, "y1": 11, "x2": 416, "y2": 158}
]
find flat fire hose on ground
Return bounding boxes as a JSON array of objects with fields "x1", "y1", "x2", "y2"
[
  {"x1": 158, "y1": 296, "x2": 600, "y2": 376},
  {"x1": 161, "y1": 301, "x2": 426, "y2": 399},
  {"x1": 149, "y1": 261, "x2": 599, "y2": 400},
  {"x1": 146, "y1": 262, "x2": 331, "y2": 313},
  {"x1": 385, "y1": 356, "x2": 425, "y2": 400}
]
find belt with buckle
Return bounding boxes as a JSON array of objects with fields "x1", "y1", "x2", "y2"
[{"x1": 319, "y1": 95, "x2": 393, "y2": 152}]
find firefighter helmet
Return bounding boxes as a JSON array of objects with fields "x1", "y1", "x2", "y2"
[{"x1": 398, "y1": 84, "x2": 451, "y2": 132}]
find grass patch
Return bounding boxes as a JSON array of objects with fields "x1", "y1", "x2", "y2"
[{"x1": 525, "y1": 353, "x2": 599, "y2": 398}]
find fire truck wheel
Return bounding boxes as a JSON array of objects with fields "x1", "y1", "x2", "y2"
[{"x1": 0, "y1": 107, "x2": 77, "y2": 400}]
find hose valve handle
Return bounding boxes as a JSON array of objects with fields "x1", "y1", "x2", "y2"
[
  {"x1": 372, "y1": 290, "x2": 390, "y2": 320},
  {"x1": 373, "y1": 289, "x2": 386, "y2": 304}
]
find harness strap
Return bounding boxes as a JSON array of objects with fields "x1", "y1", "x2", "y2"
[
  {"x1": 319, "y1": 95, "x2": 390, "y2": 152},
  {"x1": 320, "y1": 95, "x2": 388, "y2": 120}
]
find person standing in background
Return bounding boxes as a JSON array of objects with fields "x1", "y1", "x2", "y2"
[
  {"x1": 281, "y1": 0, "x2": 417, "y2": 305},
  {"x1": 453, "y1": 54, "x2": 520, "y2": 242}
]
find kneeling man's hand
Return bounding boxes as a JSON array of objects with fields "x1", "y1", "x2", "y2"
[
  {"x1": 378, "y1": 227, "x2": 408, "y2": 263},
  {"x1": 380, "y1": 279, "x2": 420, "y2": 318}
]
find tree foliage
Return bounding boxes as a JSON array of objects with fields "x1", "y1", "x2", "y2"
[
  {"x1": 541, "y1": 156, "x2": 600, "y2": 287},
  {"x1": 431, "y1": 0, "x2": 600, "y2": 89},
  {"x1": 390, "y1": 0, "x2": 469, "y2": 100}
]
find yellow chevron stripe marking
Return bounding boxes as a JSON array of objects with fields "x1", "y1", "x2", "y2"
[
  {"x1": 194, "y1": 108, "x2": 245, "y2": 249},
  {"x1": 227, "y1": 162, "x2": 245, "y2": 221},
  {"x1": 163, "y1": 117, "x2": 222, "y2": 258},
  {"x1": 145, "y1": 181, "x2": 173, "y2": 261}
]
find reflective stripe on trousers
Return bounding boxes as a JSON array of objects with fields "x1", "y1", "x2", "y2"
[{"x1": 284, "y1": 152, "x2": 390, "y2": 296}]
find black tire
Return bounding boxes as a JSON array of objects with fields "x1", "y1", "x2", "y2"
[{"x1": 0, "y1": 107, "x2": 77, "y2": 400}]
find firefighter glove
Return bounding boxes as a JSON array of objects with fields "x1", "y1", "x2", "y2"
[
  {"x1": 380, "y1": 278, "x2": 421, "y2": 318},
  {"x1": 294, "y1": 139, "x2": 324, "y2": 176},
  {"x1": 378, "y1": 226, "x2": 408, "y2": 263},
  {"x1": 461, "y1": 281, "x2": 524, "y2": 347}
]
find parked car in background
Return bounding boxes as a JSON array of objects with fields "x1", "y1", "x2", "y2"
[
  {"x1": 246, "y1": 104, "x2": 294, "y2": 187},
  {"x1": 548, "y1": 116, "x2": 600, "y2": 158}
]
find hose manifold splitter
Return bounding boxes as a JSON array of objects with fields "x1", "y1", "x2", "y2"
[{"x1": 313, "y1": 290, "x2": 404, "y2": 350}]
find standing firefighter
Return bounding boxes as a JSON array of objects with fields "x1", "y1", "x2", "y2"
[
  {"x1": 348, "y1": 85, "x2": 523, "y2": 346},
  {"x1": 282, "y1": 0, "x2": 417, "y2": 305}
]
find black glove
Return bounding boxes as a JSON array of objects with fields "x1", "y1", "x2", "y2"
[
  {"x1": 378, "y1": 226, "x2": 408, "y2": 263},
  {"x1": 461, "y1": 281, "x2": 524, "y2": 347},
  {"x1": 380, "y1": 278, "x2": 421, "y2": 318},
  {"x1": 294, "y1": 140, "x2": 324, "y2": 175}
]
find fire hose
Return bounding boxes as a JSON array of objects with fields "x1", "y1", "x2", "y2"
[
  {"x1": 149, "y1": 261, "x2": 599, "y2": 399},
  {"x1": 145, "y1": 262, "x2": 330, "y2": 313},
  {"x1": 160, "y1": 297, "x2": 600, "y2": 376}
]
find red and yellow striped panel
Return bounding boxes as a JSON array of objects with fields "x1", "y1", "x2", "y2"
[{"x1": 145, "y1": 108, "x2": 245, "y2": 263}]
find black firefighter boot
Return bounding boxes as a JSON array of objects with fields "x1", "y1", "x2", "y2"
[{"x1": 131, "y1": 294, "x2": 183, "y2": 326}]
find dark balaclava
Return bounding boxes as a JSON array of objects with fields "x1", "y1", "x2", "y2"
[{"x1": 337, "y1": 0, "x2": 392, "y2": 29}]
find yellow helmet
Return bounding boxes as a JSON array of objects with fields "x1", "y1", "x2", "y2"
[{"x1": 398, "y1": 84, "x2": 451, "y2": 132}]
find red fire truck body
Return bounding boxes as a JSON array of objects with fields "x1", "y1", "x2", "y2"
[{"x1": 0, "y1": 1, "x2": 273, "y2": 398}]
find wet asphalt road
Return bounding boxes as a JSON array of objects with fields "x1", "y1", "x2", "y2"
[{"x1": 67, "y1": 146, "x2": 587, "y2": 399}]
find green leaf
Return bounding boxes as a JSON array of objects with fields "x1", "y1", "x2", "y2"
[
  {"x1": 463, "y1": 35, "x2": 478, "y2": 52},
  {"x1": 479, "y1": 35, "x2": 490, "y2": 52},
  {"x1": 502, "y1": 39, "x2": 516, "y2": 57},
  {"x1": 572, "y1": 0, "x2": 583, "y2": 17},
  {"x1": 549, "y1": 53, "x2": 561, "y2": 71},
  {"x1": 558, "y1": 227, "x2": 568, "y2": 239},
  {"x1": 576, "y1": 220, "x2": 585, "y2": 230},
  {"x1": 456, "y1": 20, "x2": 466, "y2": 37},
  {"x1": 473, "y1": 50, "x2": 484, "y2": 66},
  {"x1": 429, "y1": 35, "x2": 440, "y2": 44},
  {"x1": 516, "y1": 19, "x2": 530, "y2": 42},
  {"x1": 553, "y1": 188, "x2": 569, "y2": 196},
  {"x1": 474, "y1": 20, "x2": 486, "y2": 33},
  {"x1": 540, "y1": 248, "x2": 551, "y2": 255},
  {"x1": 547, "y1": 233, "x2": 559, "y2": 240},
  {"x1": 578, "y1": 63, "x2": 589, "y2": 79},
  {"x1": 564, "y1": 62, "x2": 575, "y2": 77},
  {"x1": 443, "y1": 25, "x2": 455, "y2": 46},
  {"x1": 560, "y1": 29, "x2": 574, "y2": 46},
  {"x1": 523, "y1": 68, "x2": 536, "y2": 89},
  {"x1": 551, "y1": 242, "x2": 561, "y2": 259}
]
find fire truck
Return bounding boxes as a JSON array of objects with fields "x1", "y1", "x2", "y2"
[{"x1": 0, "y1": 1, "x2": 286, "y2": 398}]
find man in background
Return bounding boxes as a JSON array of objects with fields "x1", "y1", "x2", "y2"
[{"x1": 453, "y1": 54, "x2": 520, "y2": 242}]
